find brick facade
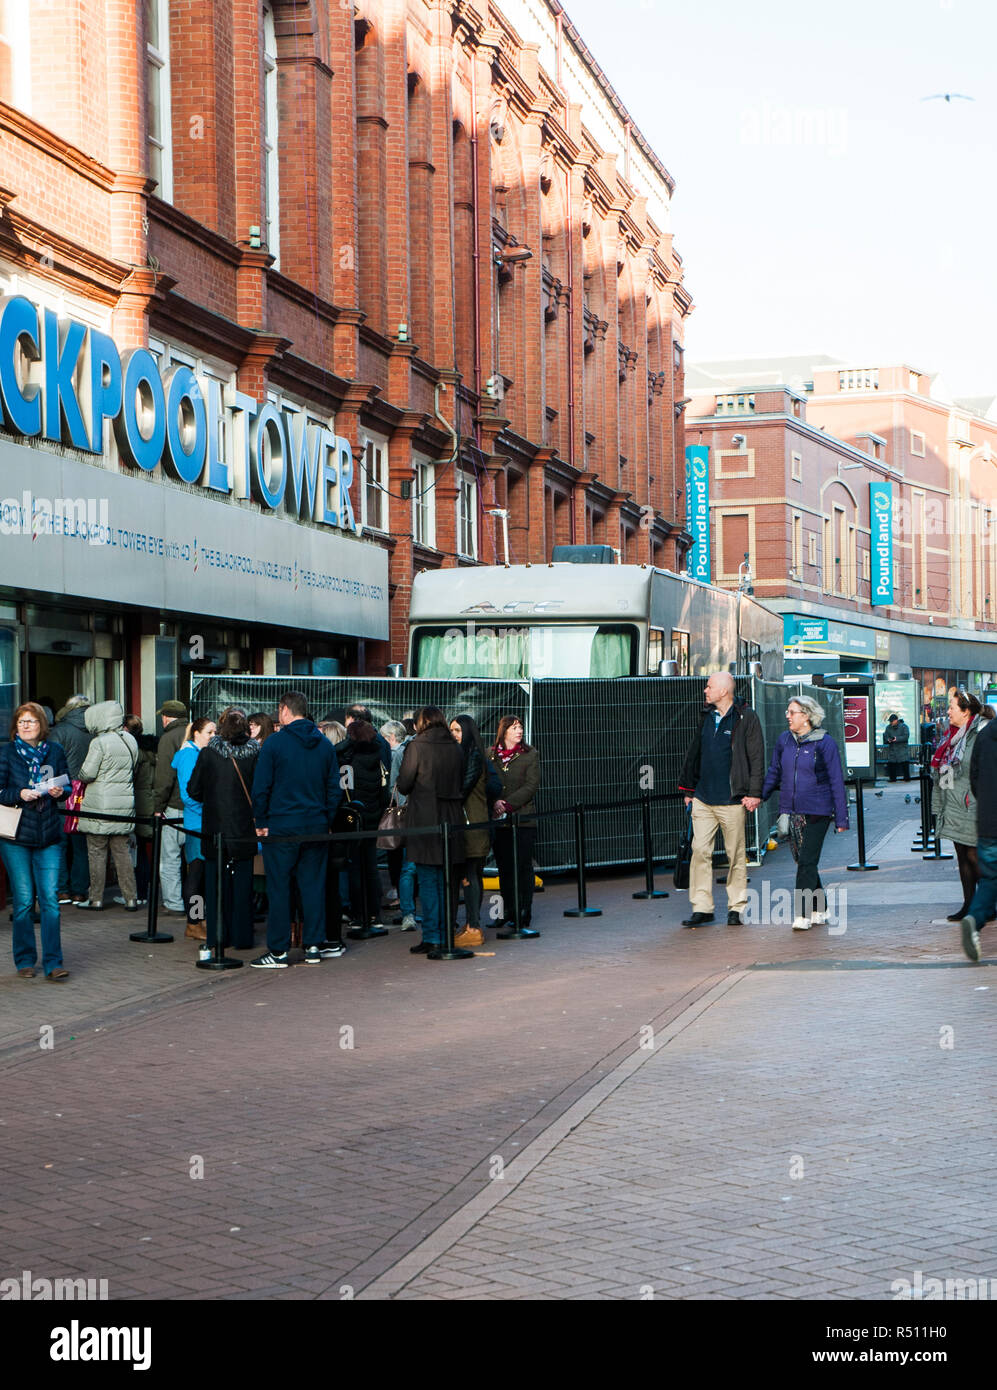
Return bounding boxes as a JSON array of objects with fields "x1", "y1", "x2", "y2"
[{"x1": 0, "y1": 0, "x2": 692, "y2": 673}]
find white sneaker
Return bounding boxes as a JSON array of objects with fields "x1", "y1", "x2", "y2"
[
  {"x1": 400, "y1": 914, "x2": 417, "y2": 932},
  {"x1": 810, "y1": 910, "x2": 827, "y2": 926},
  {"x1": 792, "y1": 916, "x2": 811, "y2": 931}
]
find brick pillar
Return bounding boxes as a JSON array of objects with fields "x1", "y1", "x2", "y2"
[
  {"x1": 106, "y1": 0, "x2": 148, "y2": 346},
  {"x1": 382, "y1": 0, "x2": 411, "y2": 346},
  {"x1": 232, "y1": 2, "x2": 267, "y2": 326},
  {"x1": 382, "y1": 412, "x2": 426, "y2": 665},
  {"x1": 329, "y1": 0, "x2": 360, "y2": 319},
  {"x1": 528, "y1": 448, "x2": 557, "y2": 562}
]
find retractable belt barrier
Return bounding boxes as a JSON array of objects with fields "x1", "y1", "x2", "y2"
[{"x1": 68, "y1": 788, "x2": 724, "y2": 954}]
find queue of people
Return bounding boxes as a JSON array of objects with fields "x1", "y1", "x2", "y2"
[{"x1": 8, "y1": 670, "x2": 997, "y2": 981}]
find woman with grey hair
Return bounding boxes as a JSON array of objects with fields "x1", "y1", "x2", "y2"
[{"x1": 761, "y1": 696, "x2": 849, "y2": 931}]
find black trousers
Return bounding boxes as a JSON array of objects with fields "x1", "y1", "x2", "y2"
[
  {"x1": 183, "y1": 857, "x2": 205, "y2": 925},
  {"x1": 325, "y1": 841, "x2": 345, "y2": 945},
  {"x1": 204, "y1": 857, "x2": 254, "y2": 950},
  {"x1": 493, "y1": 824, "x2": 537, "y2": 928},
  {"x1": 794, "y1": 814, "x2": 832, "y2": 912},
  {"x1": 347, "y1": 828, "x2": 381, "y2": 925}
]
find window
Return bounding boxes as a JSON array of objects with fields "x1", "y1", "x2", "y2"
[
  {"x1": 838, "y1": 368, "x2": 879, "y2": 391},
  {"x1": 792, "y1": 514, "x2": 802, "y2": 575},
  {"x1": 263, "y1": 3, "x2": 280, "y2": 268},
  {"x1": 808, "y1": 533, "x2": 817, "y2": 567},
  {"x1": 671, "y1": 629, "x2": 690, "y2": 675},
  {"x1": 146, "y1": 0, "x2": 173, "y2": 200},
  {"x1": 791, "y1": 450, "x2": 802, "y2": 481},
  {"x1": 715, "y1": 394, "x2": 755, "y2": 415},
  {"x1": 359, "y1": 435, "x2": 388, "y2": 532},
  {"x1": 910, "y1": 430, "x2": 926, "y2": 457},
  {"x1": 862, "y1": 550, "x2": 871, "y2": 581},
  {"x1": 456, "y1": 472, "x2": 477, "y2": 559},
  {"x1": 412, "y1": 457, "x2": 436, "y2": 548},
  {"x1": 823, "y1": 516, "x2": 833, "y2": 590},
  {"x1": 0, "y1": 0, "x2": 30, "y2": 112},
  {"x1": 647, "y1": 628, "x2": 664, "y2": 674},
  {"x1": 412, "y1": 624, "x2": 637, "y2": 678}
]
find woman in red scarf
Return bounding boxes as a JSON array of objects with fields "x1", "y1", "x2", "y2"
[{"x1": 490, "y1": 716, "x2": 541, "y2": 938}]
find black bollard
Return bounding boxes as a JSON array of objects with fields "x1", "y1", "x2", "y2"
[
  {"x1": 130, "y1": 812, "x2": 174, "y2": 943},
  {"x1": 633, "y1": 791, "x2": 669, "y2": 899},
  {"x1": 347, "y1": 809, "x2": 388, "y2": 939},
  {"x1": 428, "y1": 820, "x2": 473, "y2": 960},
  {"x1": 564, "y1": 804, "x2": 602, "y2": 918},
  {"x1": 197, "y1": 831, "x2": 242, "y2": 970},
  {"x1": 847, "y1": 779, "x2": 879, "y2": 871},
  {"x1": 496, "y1": 812, "x2": 539, "y2": 939}
]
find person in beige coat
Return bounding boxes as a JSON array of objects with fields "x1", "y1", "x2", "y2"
[{"x1": 76, "y1": 701, "x2": 139, "y2": 911}]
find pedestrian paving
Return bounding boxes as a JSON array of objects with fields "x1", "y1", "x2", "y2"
[{"x1": 0, "y1": 785, "x2": 993, "y2": 1301}]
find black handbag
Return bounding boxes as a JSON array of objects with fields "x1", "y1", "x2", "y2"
[{"x1": 673, "y1": 806, "x2": 693, "y2": 890}]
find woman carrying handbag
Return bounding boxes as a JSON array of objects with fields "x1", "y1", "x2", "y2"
[
  {"x1": 187, "y1": 709, "x2": 259, "y2": 951},
  {"x1": 0, "y1": 703, "x2": 71, "y2": 980}
]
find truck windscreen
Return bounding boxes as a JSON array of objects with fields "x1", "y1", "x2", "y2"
[{"x1": 412, "y1": 624, "x2": 637, "y2": 678}]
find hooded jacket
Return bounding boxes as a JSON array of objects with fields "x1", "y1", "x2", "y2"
[
  {"x1": 396, "y1": 725, "x2": 465, "y2": 866},
  {"x1": 78, "y1": 701, "x2": 138, "y2": 836},
  {"x1": 251, "y1": 717, "x2": 342, "y2": 833},
  {"x1": 932, "y1": 715, "x2": 981, "y2": 847},
  {"x1": 334, "y1": 720, "x2": 389, "y2": 825},
  {"x1": 49, "y1": 703, "x2": 92, "y2": 781},
  {"x1": 761, "y1": 727, "x2": 849, "y2": 828},
  {"x1": 969, "y1": 717, "x2": 997, "y2": 840},
  {"x1": 678, "y1": 697, "x2": 765, "y2": 803}
]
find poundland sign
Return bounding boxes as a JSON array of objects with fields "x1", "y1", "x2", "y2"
[
  {"x1": 869, "y1": 482, "x2": 893, "y2": 606},
  {"x1": 0, "y1": 295, "x2": 358, "y2": 531}
]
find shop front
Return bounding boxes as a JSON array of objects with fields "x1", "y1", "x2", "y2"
[{"x1": 0, "y1": 293, "x2": 389, "y2": 730}]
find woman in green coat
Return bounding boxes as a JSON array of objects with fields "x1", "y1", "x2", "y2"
[{"x1": 931, "y1": 690, "x2": 984, "y2": 921}]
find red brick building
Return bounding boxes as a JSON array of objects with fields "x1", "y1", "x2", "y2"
[
  {"x1": 0, "y1": 0, "x2": 691, "y2": 721},
  {"x1": 687, "y1": 357, "x2": 997, "y2": 703}
]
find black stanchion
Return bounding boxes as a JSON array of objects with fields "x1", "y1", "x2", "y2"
[
  {"x1": 912, "y1": 762, "x2": 931, "y2": 851},
  {"x1": 129, "y1": 811, "x2": 173, "y2": 943},
  {"x1": 428, "y1": 820, "x2": 473, "y2": 961},
  {"x1": 564, "y1": 803, "x2": 602, "y2": 918},
  {"x1": 633, "y1": 790, "x2": 669, "y2": 899},
  {"x1": 846, "y1": 779, "x2": 879, "y2": 871},
  {"x1": 496, "y1": 812, "x2": 539, "y2": 939},
  {"x1": 923, "y1": 810, "x2": 953, "y2": 861},
  {"x1": 196, "y1": 832, "x2": 242, "y2": 971},
  {"x1": 345, "y1": 806, "x2": 388, "y2": 940}
]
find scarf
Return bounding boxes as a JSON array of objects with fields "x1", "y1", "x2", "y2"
[
  {"x1": 931, "y1": 725, "x2": 957, "y2": 771},
  {"x1": 935, "y1": 716, "x2": 976, "y2": 773},
  {"x1": 15, "y1": 736, "x2": 48, "y2": 785},
  {"x1": 495, "y1": 742, "x2": 521, "y2": 769}
]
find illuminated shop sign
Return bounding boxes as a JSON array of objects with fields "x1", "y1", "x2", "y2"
[{"x1": 0, "y1": 295, "x2": 358, "y2": 533}]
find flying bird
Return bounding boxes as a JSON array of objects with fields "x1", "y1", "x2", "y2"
[{"x1": 921, "y1": 93, "x2": 974, "y2": 103}]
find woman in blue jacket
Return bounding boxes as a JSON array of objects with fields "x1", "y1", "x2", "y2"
[
  {"x1": 761, "y1": 695, "x2": 849, "y2": 931},
  {"x1": 171, "y1": 717, "x2": 216, "y2": 939},
  {"x1": 0, "y1": 703, "x2": 71, "y2": 980}
]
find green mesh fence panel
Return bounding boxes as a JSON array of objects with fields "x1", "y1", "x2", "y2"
[{"x1": 188, "y1": 673, "x2": 844, "y2": 874}]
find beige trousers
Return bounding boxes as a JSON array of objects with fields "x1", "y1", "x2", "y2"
[{"x1": 689, "y1": 798, "x2": 748, "y2": 914}]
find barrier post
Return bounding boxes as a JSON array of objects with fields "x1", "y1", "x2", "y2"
[
  {"x1": 564, "y1": 803, "x2": 602, "y2": 918},
  {"x1": 633, "y1": 791, "x2": 669, "y2": 900},
  {"x1": 129, "y1": 811, "x2": 173, "y2": 943},
  {"x1": 497, "y1": 812, "x2": 539, "y2": 939},
  {"x1": 912, "y1": 756, "x2": 931, "y2": 851},
  {"x1": 196, "y1": 831, "x2": 242, "y2": 970},
  {"x1": 847, "y1": 779, "x2": 879, "y2": 871},
  {"x1": 428, "y1": 819, "x2": 473, "y2": 960},
  {"x1": 923, "y1": 809, "x2": 953, "y2": 862}
]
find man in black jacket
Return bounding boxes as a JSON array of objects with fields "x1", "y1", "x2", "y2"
[
  {"x1": 677, "y1": 672, "x2": 765, "y2": 927},
  {"x1": 250, "y1": 691, "x2": 342, "y2": 967},
  {"x1": 50, "y1": 695, "x2": 92, "y2": 903},
  {"x1": 960, "y1": 716, "x2": 997, "y2": 961}
]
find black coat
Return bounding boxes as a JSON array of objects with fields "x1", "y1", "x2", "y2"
[
  {"x1": 395, "y1": 726, "x2": 465, "y2": 866},
  {"x1": 49, "y1": 706, "x2": 92, "y2": 781},
  {"x1": 970, "y1": 718, "x2": 997, "y2": 840},
  {"x1": 187, "y1": 735, "x2": 259, "y2": 860},
  {"x1": 678, "y1": 698, "x2": 765, "y2": 802},
  {"x1": 335, "y1": 727, "x2": 389, "y2": 826}
]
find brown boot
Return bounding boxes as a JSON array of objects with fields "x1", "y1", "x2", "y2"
[{"x1": 185, "y1": 921, "x2": 207, "y2": 941}]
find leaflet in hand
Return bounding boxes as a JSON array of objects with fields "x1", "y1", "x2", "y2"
[{"x1": 36, "y1": 773, "x2": 70, "y2": 793}]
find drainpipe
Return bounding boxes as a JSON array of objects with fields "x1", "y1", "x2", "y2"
[
  {"x1": 556, "y1": 11, "x2": 577, "y2": 542},
  {"x1": 469, "y1": 45, "x2": 482, "y2": 448}
]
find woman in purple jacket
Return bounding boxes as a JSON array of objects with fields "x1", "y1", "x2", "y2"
[{"x1": 762, "y1": 695, "x2": 849, "y2": 931}]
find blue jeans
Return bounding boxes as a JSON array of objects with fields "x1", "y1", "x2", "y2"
[
  {"x1": 968, "y1": 836, "x2": 997, "y2": 928},
  {"x1": 415, "y1": 864, "x2": 444, "y2": 945},
  {"x1": 0, "y1": 840, "x2": 63, "y2": 974},
  {"x1": 399, "y1": 856, "x2": 418, "y2": 917}
]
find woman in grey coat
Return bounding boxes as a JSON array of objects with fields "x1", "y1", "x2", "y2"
[
  {"x1": 76, "y1": 701, "x2": 140, "y2": 911},
  {"x1": 931, "y1": 689, "x2": 984, "y2": 921}
]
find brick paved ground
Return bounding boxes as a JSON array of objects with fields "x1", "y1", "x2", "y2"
[{"x1": 0, "y1": 784, "x2": 993, "y2": 1302}]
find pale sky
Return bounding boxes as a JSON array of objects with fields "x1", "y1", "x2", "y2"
[{"x1": 562, "y1": 0, "x2": 997, "y2": 399}]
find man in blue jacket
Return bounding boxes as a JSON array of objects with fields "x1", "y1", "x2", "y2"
[{"x1": 250, "y1": 691, "x2": 342, "y2": 967}]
